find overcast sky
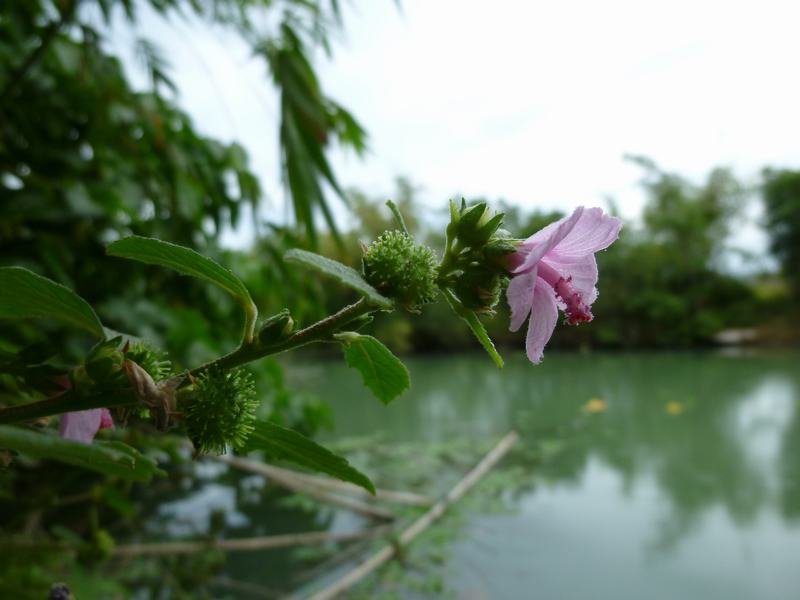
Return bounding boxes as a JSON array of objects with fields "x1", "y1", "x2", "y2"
[{"x1": 118, "y1": 0, "x2": 800, "y2": 265}]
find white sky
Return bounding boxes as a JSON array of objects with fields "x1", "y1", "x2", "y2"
[{"x1": 117, "y1": 0, "x2": 800, "y2": 267}]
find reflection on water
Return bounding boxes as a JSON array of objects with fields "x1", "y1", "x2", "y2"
[{"x1": 298, "y1": 351, "x2": 800, "y2": 600}]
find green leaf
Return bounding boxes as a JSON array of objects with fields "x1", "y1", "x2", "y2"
[
  {"x1": 107, "y1": 236, "x2": 253, "y2": 309},
  {"x1": 0, "y1": 426, "x2": 163, "y2": 482},
  {"x1": 0, "y1": 267, "x2": 105, "y2": 339},
  {"x1": 443, "y1": 289, "x2": 504, "y2": 368},
  {"x1": 284, "y1": 249, "x2": 392, "y2": 308},
  {"x1": 242, "y1": 421, "x2": 375, "y2": 494},
  {"x1": 107, "y1": 236, "x2": 258, "y2": 340},
  {"x1": 335, "y1": 333, "x2": 410, "y2": 405}
]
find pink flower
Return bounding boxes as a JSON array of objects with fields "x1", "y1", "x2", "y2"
[
  {"x1": 59, "y1": 408, "x2": 114, "y2": 443},
  {"x1": 506, "y1": 206, "x2": 622, "y2": 364}
]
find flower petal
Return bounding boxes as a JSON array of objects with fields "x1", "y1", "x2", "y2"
[
  {"x1": 99, "y1": 408, "x2": 114, "y2": 430},
  {"x1": 551, "y1": 207, "x2": 622, "y2": 257},
  {"x1": 542, "y1": 252, "x2": 599, "y2": 305},
  {"x1": 525, "y1": 277, "x2": 559, "y2": 364},
  {"x1": 507, "y1": 268, "x2": 537, "y2": 332},
  {"x1": 513, "y1": 207, "x2": 585, "y2": 274},
  {"x1": 59, "y1": 409, "x2": 104, "y2": 443}
]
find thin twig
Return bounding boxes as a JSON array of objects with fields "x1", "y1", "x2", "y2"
[
  {"x1": 219, "y1": 455, "x2": 395, "y2": 521},
  {"x1": 212, "y1": 576, "x2": 285, "y2": 600},
  {"x1": 113, "y1": 526, "x2": 391, "y2": 557},
  {"x1": 217, "y1": 456, "x2": 431, "y2": 506},
  {"x1": 304, "y1": 431, "x2": 519, "y2": 600}
]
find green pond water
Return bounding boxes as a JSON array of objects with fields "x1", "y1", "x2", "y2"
[
  {"x1": 156, "y1": 350, "x2": 800, "y2": 599},
  {"x1": 304, "y1": 350, "x2": 800, "y2": 599}
]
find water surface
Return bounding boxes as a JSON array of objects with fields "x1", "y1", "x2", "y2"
[{"x1": 297, "y1": 350, "x2": 800, "y2": 600}]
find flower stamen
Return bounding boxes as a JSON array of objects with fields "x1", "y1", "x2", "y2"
[{"x1": 537, "y1": 262, "x2": 594, "y2": 325}]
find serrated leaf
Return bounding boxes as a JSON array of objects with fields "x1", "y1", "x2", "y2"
[
  {"x1": 242, "y1": 421, "x2": 375, "y2": 494},
  {"x1": 107, "y1": 236, "x2": 254, "y2": 308},
  {"x1": 0, "y1": 267, "x2": 105, "y2": 338},
  {"x1": 284, "y1": 249, "x2": 392, "y2": 308},
  {"x1": 443, "y1": 289, "x2": 504, "y2": 368},
  {"x1": 336, "y1": 333, "x2": 410, "y2": 405},
  {"x1": 0, "y1": 426, "x2": 163, "y2": 482}
]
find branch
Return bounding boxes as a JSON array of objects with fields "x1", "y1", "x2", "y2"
[
  {"x1": 219, "y1": 455, "x2": 395, "y2": 521},
  {"x1": 0, "y1": 299, "x2": 376, "y2": 424},
  {"x1": 113, "y1": 526, "x2": 391, "y2": 557},
  {"x1": 190, "y1": 298, "x2": 374, "y2": 375},
  {"x1": 0, "y1": 388, "x2": 136, "y2": 425}
]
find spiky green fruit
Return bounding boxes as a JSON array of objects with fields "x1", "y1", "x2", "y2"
[
  {"x1": 362, "y1": 230, "x2": 438, "y2": 311},
  {"x1": 182, "y1": 367, "x2": 258, "y2": 455},
  {"x1": 125, "y1": 341, "x2": 172, "y2": 381}
]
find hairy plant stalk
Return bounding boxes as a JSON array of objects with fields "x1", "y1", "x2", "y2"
[{"x1": 0, "y1": 299, "x2": 376, "y2": 424}]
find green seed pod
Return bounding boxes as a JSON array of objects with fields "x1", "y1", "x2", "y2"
[
  {"x1": 363, "y1": 230, "x2": 438, "y2": 312},
  {"x1": 258, "y1": 309, "x2": 294, "y2": 344},
  {"x1": 182, "y1": 367, "x2": 258, "y2": 455}
]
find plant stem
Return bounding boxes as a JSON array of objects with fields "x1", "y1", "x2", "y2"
[
  {"x1": 190, "y1": 298, "x2": 373, "y2": 375},
  {"x1": 0, "y1": 299, "x2": 377, "y2": 425},
  {"x1": 241, "y1": 300, "x2": 259, "y2": 345},
  {"x1": 385, "y1": 200, "x2": 409, "y2": 236},
  {"x1": 0, "y1": 389, "x2": 136, "y2": 425}
]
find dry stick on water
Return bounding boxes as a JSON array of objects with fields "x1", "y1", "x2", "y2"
[
  {"x1": 217, "y1": 455, "x2": 396, "y2": 521},
  {"x1": 217, "y1": 456, "x2": 431, "y2": 506},
  {"x1": 212, "y1": 576, "x2": 284, "y2": 600},
  {"x1": 304, "y1": 430, "x2": 519, "y2": 600},
  {"x1": 292, "y1": 535, "x2": 379, "y2": 586},
  {"x1": 284, "y1": 468, "x2": 431, "y2": 506},
  {"x1": 113, "y1": 526, "x2": 392, "y2": 557}
]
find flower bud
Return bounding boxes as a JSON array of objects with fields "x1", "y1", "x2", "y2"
[
  {"x1": 84, "y1": 337, "x2": 126, "y2": 388},
  {"x1": 348, "y1": 314, "x2": 374, "y2": 331},
  {"x1": 457, "y1": 202, "x2": 488, "y2": 234},
  {"x1": 453, "y1": 202, "x2": 505, "y2": 246},
  {"x1": 452, "y1": 265, "x2": 506, "y2": 314},
  {"x1": 483, "y1": 236, "x2": 519, "y2": 270},
  {"x1": 439, "y1": 201, "x2": 519, "y2": 314},
  {"x1": 258, "y1": 309, "x2": 294, "y2": 344},
  {"x1": 363, "y1": 230, "x2": 438, "y2": 312}
]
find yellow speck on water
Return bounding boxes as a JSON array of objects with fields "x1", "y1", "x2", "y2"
[
  {"x1": 583, "y1": 398, "x2": 607, "y2": 414},
  {"x1": 666, "y1": 401, "x2": 685, "y2": 416}
]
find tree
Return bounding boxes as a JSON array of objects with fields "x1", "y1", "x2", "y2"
[
  {"x1": 0, "y1": 4, "x2": 371, "y2": 593},
  {"x1": 762, "y1": 168, "x2": 800, "y2": 293},
  {"x1": 628, "y1": 155, "x2": 742, "y2": 270},
  {"x1": 0, "y1": 0, "x2": 366, "y2": 363}
]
